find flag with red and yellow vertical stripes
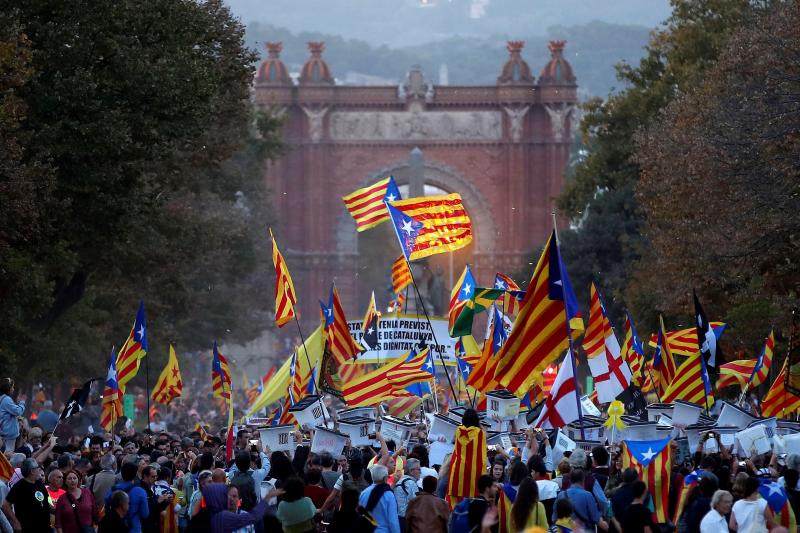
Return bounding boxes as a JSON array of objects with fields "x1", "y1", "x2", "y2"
[
  {"x1": 623, "y1": 437, "x2": 672, "y2": 523},
  {"x1": 493, "y1": 231, "x2": 583, "y2": 397},
  {"x1": 446, "y1": 425, "x2": 487, "y2": 505},
  {"x1": 762, "y1": 358, "x2": 800, "y2": 418},
  {"x1": 270, "y1": 228, "x2": 297, "y2": 328}
]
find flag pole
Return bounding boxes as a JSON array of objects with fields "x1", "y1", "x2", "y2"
[
  {"x1": 384, "y1": 202, "x2": 459, "y2": 408},
  {"x1": 552, "y1": 210, "x2": 585, "y2": 440},
  {"x1": 145, "y1": 351, "x2": 151, "y2": 432},
  {"x1": 292, "y1": 316, "x2": 315, "y2": 393}
]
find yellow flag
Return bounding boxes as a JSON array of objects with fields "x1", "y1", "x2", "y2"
[{"x1": 151, "y1": 345, "x2": 182, "y2": 405}]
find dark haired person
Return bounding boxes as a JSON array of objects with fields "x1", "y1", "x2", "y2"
[
  {"x1": 405, "y1": 475, "x2": 450, "y2": 533},
  {"x1": 105, "y1": 461, "x2": 149, "y2": 533},
  {"x1": 276, "y1": 477, "x2": 317, "y2": 533},
  {"x1": 511, "y1": 477, "x2": 549, "y2": 531},
  {"x1": 98, "y1": 490, "x2": 132, "y2": 533},
  {"x1": 620, "y1": 481, "x2": 655, "y2": 533}
]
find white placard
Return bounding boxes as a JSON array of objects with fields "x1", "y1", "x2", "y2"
[
  {"x1": 311, "y1": 427, "x2": 348, "y2": 457},
  {"x1": 500, "y1": 435, "x2": 513, "y2": 450},
  {"x1": 338, "y1": 418, "x2": 374, "y2": 447},
  {"x1": 348, "y1": 315, "x2": 458, "y2": 364},
  {"x1": 783, "y1": 433, "x2": 800, "y2": 455},
  {"x1": 672, "y1": 401, "x2": 702, "y2": 427},
  {"x1": 552, "y1": 429, "x2": 576, "y2": 464},
  {"x1": 259, "y1": 426, "x2": 295, "y2": 453},
  {"x1": 736, "y1": 425, "x2": 771, "y2": 457},
  {"x1": 580, "y1": 396, "x2": 602, "y2": 417},
  {"x1": 381, "y1": 425, "x2": 405, "y2": 445},
  {"x1": 429, "y1": 441, "x2": 454, "y2": 466}
]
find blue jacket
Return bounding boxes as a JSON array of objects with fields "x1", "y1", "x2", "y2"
[
  {"x1": 359, "y1": 483, "x2": 401, "y2": 533},
  {"x1": 105, "y1": 480, "x2": 149, "y2": 533},
  {"x1": 555, "y1": 486, "x2": 600, "y2": 527},
  {"x1": 0, "y1": 395, "x2": 24, "y2": 440}
]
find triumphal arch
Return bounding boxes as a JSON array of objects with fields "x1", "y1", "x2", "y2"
[{"x1": 254, "y1": 40, "x2": 577, "y2": 320}]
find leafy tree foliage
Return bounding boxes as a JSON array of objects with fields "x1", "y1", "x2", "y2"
[
  {"x1": 0, "y1": 0, "x2": 282, "y2": 382},
  {"x1": 555, "y1": 0, "x2": 770, "y2": 332},
  {"x1": 634, "y1": 1, "x2": 800, "y2": 349}
]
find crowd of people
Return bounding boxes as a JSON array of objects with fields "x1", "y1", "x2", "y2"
[{"x1": 1, "y1": 376, "x2": 798, "y2": 533}]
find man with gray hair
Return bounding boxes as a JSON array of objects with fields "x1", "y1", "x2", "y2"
[
  {"x1": 86, "y1": 453, "x2": 118, "y2": 511},
  {"x1": 359, "y1": 464, "x2": 401, "y2": 533},
  {"x1": 394, "y1": 458, "x2": 421, "y2": 530}
]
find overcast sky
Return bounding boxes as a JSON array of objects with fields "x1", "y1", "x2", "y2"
[{"x1": 224, "y1": 0, "x2": 673, "y2": 47}]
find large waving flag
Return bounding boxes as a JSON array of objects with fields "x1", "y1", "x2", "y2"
[
  {"x1": 762, "y1": 358, "x2": 800, "y2": 418},
  {"x1": 342, "y1": 176, "x2": 401, "y2": 232},
  {"x1": 493, "y1": 231, "x2": 583, "y2": 397},
  {"x1": 100, "y1": 349, "x2": 123, "y2": 431},
  {"x1": 115, "y1": 300, "x2": 148, "y2": 392},
  {"x1": 623, "y1": 437, "x2": 672, "y2": 523},
  {"x1": 535, "y1": 351, "x2": 580, "y2": 429},
  {"x1": 662, "y1": 353, "x2": 714, "y2": 406},
  {"x1": 212, "y1": 341, "x2": 232, "y2": 400},
  {"x1": 59, "y1": 380, "x2": 95, "y2": 421},
  {"x1": 387, "y1": 193, "x2": 473, "y2": 262},
  {"x1": 387, "y1": 347, "x2": 435, "y2": 390},
  {"x1": 494, "y1": 273, "x2": 523, "y2": 315},
  {"x1": 342, "y1": 355, "x2": 408, "y2": 406},
  {"x1": 749, "y1": 330, "x2": 775, "y2": 389},
  {"x1": 583, "y1": 282, "x2": 630, "y2": 403},
  {"x1": 648, "y1": 322, "x2": 726, "y2": 356},
  {"x1": 449, "y1": 265, "x2": 476, "y2": 337},
  {"x1": 447, "y1": 425, "x2": 487, "y2": 504},
  {"x1": 152, "y1": 345, "x2": 182, "y2": 405},
  {"x1": 324, "y1": 285, "x2": 363, "y2": 365},
  {"x1": 652, "y1": 316, "x2": 677, "y2": 398},
  {"x1": 760, "y1": 478, "x2": 797, "y2": 531},
  {"x1": 694, "y1": 291, "x2": 721, "y2": 367},
  {"x1": 622, "y1": 312, "x2": 645, "y2": 387},
  {"x1": 465, "y1": 306, "x2": 506, "y2": 393},
  {"x1": 391, "y1": 255, "x2": 412, "y2": 294},
  {"x1": 270, "y1": 228, "x2": 297, "y2": 327}
]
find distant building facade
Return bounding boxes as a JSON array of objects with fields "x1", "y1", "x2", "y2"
[{"x1": 254, "y1": 40, "x2": 577, "y2": 320}]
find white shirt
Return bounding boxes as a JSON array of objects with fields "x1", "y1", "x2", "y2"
[
  {"x1": 700, "y1": 508, "x2": 729, "y2": 533},
  {"x1": 732, "y1": 498, "x2": 768, "y2": 533}
]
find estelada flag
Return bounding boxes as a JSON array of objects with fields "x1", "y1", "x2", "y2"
[
  {"x1": 762, "y1": 358, "x2": 800, "y2": 418},
  {"x1": 652, "y1": 316, "x2": 677, "y2": 398},
  {"x1": 211, "y1": 341, "x2": 231, "y2": 400},
  {"x1": 446, "y1": 425, "x2": 487, "y2": 504},
  {"x1": 100, "y1": 348, "x2": 123, "y2": 432},
  {"x1": 623, "y1": 437, "x2": 673, "y2": 523},
  {"x1": 647, "y1": 322, "x2": 726, "y2": 357},
  {"x1": 362, "y1": 291, "x2": 380, "y2": 350},
  {"x1": 494, "y1": 272, "x2": 523, "y2": 315},
  {"x1": 387, "y1": 194, "x2": 472, "y2": 262},
  {"x1": 270, "y1": 228, "x2": 297, "y2": 327},
  {"x1": 719, "y1": 329, "x2": 774, "y2": 393},
  {"x1": 342, "y1": 355, "x2": 407, "y2": 406},
  {"x1": 342, "y1": 176, "x2": 401, "y2": 232},
  {"x1": 622, "y1": 312, "x2": 645, "y2": 387},
  {"x1": 662, "y1": 353, "x2": 714, "y2": 407},
  {"x1": 324, "y1": 285, "x2": 363, "y2": 365},
  {"x1": 152, "y1": 344, "x2": 182, "y2": 405},
  {"x1": 115, "y1": 300, "x2": 148, "y2": 393},
  {"x1": 493, "y1": 231, "x2": 583, "y2": 397},
  {"x1": 161, "y1": 501, "x2": 179, "y2": 533}
]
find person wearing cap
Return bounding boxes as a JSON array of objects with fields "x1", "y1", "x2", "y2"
[{"x1": 6, "y1": 458, "x2": 51, "y2": 532}]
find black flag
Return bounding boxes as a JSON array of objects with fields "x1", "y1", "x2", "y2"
[
  {"x1": 361, "y1": 291, "x2": 379, "y2": 350},
  {"x1": 59, "y1": 379, "x2": 95, "y2": 420},
  {"x1": 694, "y1": 290, "x2": 720, "y2": 368}
]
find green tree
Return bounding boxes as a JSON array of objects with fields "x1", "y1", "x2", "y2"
[
  {"x1": 0, "y1": 0, "x2": 282, "y2": 381},
  {"x1": 556, "y1": 0, "x2": 770, "y2": 331},
  {"x1": 634, "y1": 1, "x2": 800, "y2": 350}
]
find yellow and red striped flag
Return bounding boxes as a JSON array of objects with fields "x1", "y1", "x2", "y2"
[
  {"x1": 623, "y1": 437, "x2": 672, "y2": 523},
  {"x1": 386, "y1": 348, "x2": 434, "y2": 390},
  {"x1": 100, "y1": 349, "x2": 123, "y2": 432},
  {"x1": 622, "y1": 312, "x2": 645, "y2": 387},
  {"x1": 211, "y1": 341, "x2": 231, "y2": 400},
  {"x1": 446, "y1": 425, "x2": 487, "y2": 505},
  {"x1": 384, "y1": 395, "x2": 423, "y2": 418},
  {"x1": 647, "y1": 322, "x2": 726, "y2": 357},
  {"x1": 715, "y1": 329, "x2": 774, "y2": 392},
  {"x1": 662, "y1": 353, "x2": 714, "y2": 407},
  {"x1": 270, "y1": 228, "x2": 297, "y2": 328},
  {"x1": 0, "y1": 449, "x2": 15, "y2": 481},
  {"x1": 323, "y1": 285, "x2": 363, "y2": 365},
  {"x1": 391, "y1": 255, "x2": 412, "y2": 294},
  {"x1": 151, "y1": 345, "x2": 182, "y2": 405},
  {"x1": 762, "y1": 358, "x2": 800, "y2": 418},
  {"x1": 652, "y1": 316, "x2": 678, "y2": 398},
  {"x1": 342, "y1": 356, "x2": 407, "y2": 406},
  {"x1": 493, "y1": 231, "x2": 583, "y2": 397},
  {"x1": 161, "y1": 502, "x2": 179, "y2": 533},
  {"x1": 494, "y1": 273, "x2": 523, "y2": 316},
  {"x1": 466, "y1": 327, "x2": 501, "y2": 393},
  {"x1": 387, "y1": 194, "x2": 473, "y2": 262},
  {"x1": 342, "y1": 176, "x2": 401, "y2": 232},
  {"x1": 115, "y1": 301, "x2": 148, "y2": 393},
  {"x1": 194, "y1": 423, "x2": 209, "y2": 442}
]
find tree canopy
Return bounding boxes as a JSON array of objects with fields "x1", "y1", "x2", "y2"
[{"x1": 0, "y1": 0, "x2": 282, "y2": 382}]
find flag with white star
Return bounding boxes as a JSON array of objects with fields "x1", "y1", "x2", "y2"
[
  {"x1": 342, "y1": 176, "x2": 402, "y2": 232},
  {"x1": 386, "y1": 347, "x2": 435, "y2": 391},
  {"x1": 361, "y1": 291, "x2": 380, "y2": 350},
  {"x1": 694, "y1": 290, "x2": 721, "y2": 368},
  {"x1": 448, "y1": 264, "x2": 476, "y2": 337},
  {"x1": 60, "y1": 379, "x2": 95, "y2": 421},
  {"x1": 622, "y1": 437, "x2": 673, "y2": 523},
  {"x1": 115, "y1": 300, "x2": 148, "y2": 393},
  {"x1": 387, "y1": 193, "x2": 473, "y2": 262}
]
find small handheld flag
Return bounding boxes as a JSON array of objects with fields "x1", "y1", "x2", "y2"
[
  {"x1": 448, "y1": 265, "x2": 476, "y2": 337},
  {"x1": 270, "y1": 228, "x2": 297, "y2": 328},
  {"x1": 361, "y1": 291, "x2": 380, "y2": 350},
  {"x1": 60, "y1": 379, "x2": 96, "y2": 421},
  {"x1": 212, "y1": 341, "x2": 232, "y2": 400},
  {"x1": 115, "y1": 300, "x2": 148, "y2": 393},
  {"x1": 152, "y1": 345, "x2": 183, "y2": 405},
  {"x1": 100, "y1": 349, "x2": 123, "y2": 431}
]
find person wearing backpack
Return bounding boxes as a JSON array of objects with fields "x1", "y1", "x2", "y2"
[
  {"x1": 104, "y1": 462, "x2": 149, "y2": 533},
  {"x1": 449, "y1": 474, "x2": 498, "y2": 533},
  {"x1": 394, "y1": 458, "x2": 421, "y2": 531},
  {"x1": 0, "y1": 378, "x2": 25, "y2": 453},
  {"x1": 358, "y1": 464, "x2": 400, "y2": 533}
]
